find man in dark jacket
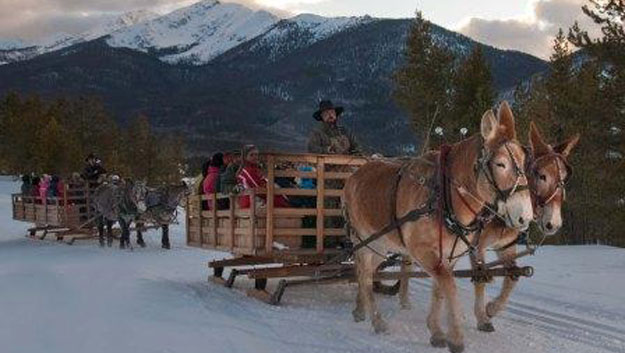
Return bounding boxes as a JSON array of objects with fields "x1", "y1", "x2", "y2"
[
  {"x1": 81, "y1": 153, "x2": 107, "y2": 185},
  {"x1": 308, "y1": 100, "x2": 361, "y2": 155}
]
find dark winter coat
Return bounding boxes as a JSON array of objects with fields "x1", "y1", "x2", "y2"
[
  {"x1": 220, "y1": 163, "x2": 240, "y2": 195},
  {"x1": 81, "y1": 164, "x2": 107, "y2": 183},
  {"x1": 307, "y1": 122, "x2": 361, "y2": 155}
]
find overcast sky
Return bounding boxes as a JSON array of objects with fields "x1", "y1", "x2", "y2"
[{"x1": 0, "y1": 0, "x2": 598, "y2": 59}]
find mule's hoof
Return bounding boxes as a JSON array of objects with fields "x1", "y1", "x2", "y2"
[
  {"x1": 120, "y1": 243, "x2": 126, "y2": 249},
  {"x1": 477, "y1": 322, "x2": 495, "y2": 332},
  {"x1": 99, "y1": 241, "x2": 105, "y2": 248},
  {"x1": 372, "y1": 318, "x2": 388, "y2": 334},
  {"x1": 352, "y1": 309, "x2": 365, "y2": 322},
  {"x1": 162, "y1": 244, "x2": 171, "y2": 250},
  {"x1": 430, "y1": 335, "x2": 447, "y2": 348},
  {"x1": 137, "y1": 241, "x2": 146, "y2": 248},
  {"x1": 447, "y1": 341, "x2": 464, "y2": 353}
]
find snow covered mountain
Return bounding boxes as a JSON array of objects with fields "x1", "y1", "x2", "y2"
[
  {"x1": 246, "y1": 14, "x2": 374, "y2": 62},
  {"x1": 106, "y1": 0, "x2": 280, "y2": 65},
  {"x1": 0, "y1": 10, "x2": 157, "y2": 65}
]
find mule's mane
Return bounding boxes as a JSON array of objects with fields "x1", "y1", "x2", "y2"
[{"x1": 447, "y1": 134, "x2": 482, "y2": 191}]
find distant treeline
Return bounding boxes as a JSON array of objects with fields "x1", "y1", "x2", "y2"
[
  {"x1": 0, "y1": 93, "x2": 185, "y2": 185},
  {"x1": 394, "y1": 3, "x2": 625, "y2": 247}
]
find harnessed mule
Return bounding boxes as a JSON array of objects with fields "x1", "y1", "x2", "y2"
[
  {"x1": 92, "y1": 180, "x2": 148, "y2": 248},
  {"x1": 135, "y1": 183, "x2": 189, "y2": 249},
  {"x1": 343, "y1": 102, "x2": 533, "y2": 353},
  {"x1": 472, "y1": 121, "x2": 579, "y2": 332}
]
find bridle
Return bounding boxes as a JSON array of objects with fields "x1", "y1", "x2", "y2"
[
  {"x1": 528, "y1": 152, "x2": 572, "y2": 209},
  {"x1": 474, "y1": 141, "x2": 529, "y2": 209}
]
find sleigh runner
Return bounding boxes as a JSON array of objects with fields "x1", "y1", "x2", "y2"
[{"x1": 185, "y1": 152, "x2": 535, "y2": 305}]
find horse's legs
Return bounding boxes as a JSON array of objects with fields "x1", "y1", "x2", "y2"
[
  {"x1": 427, "y1": 279, "x2": 446, "y2": 347},
  {"x1": 97, "y1": 217, "x2": 105, "y2": 247},
  {"x1": 437, "y1": 272, "x2": 465, "y2": 353},
  {"x1": 161, "y1": 225, "x2": 170, "y2": 249},
  {"x1": 352, "y1": 252, "x2": 367, "y2": 323},
  {"x1": 136, "y1": 221, "x2": 146, "y2": 247},
  {"x1": 486, "y1": 246, "x2": 519, "y2": 319},
  {"x1": 473, "y1": 247, "x2": 494, "y2": 332},
  {"x1": 106, "y1": 220, "x2": 113, "y2": 247},
  {"x1": 399, "y1": 256, "x2": 412, "y2": 310},
  {"x1": 119, "y1": 218, "x2": 130, "y2": 249},
  {"x1": 365, "y1": 253, "x2": 388, "y2": 333}
]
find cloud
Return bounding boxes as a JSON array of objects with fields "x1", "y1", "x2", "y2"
[
  {"x1": 0, "y1": 0, "x2": 292, "y2": 42},
  {"x1": 458, "y1": 0, "x2": 600, "y2": 59}
]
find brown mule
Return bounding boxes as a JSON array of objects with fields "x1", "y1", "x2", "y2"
[
  {"x1": 343, "y1": 102, "x2": 533, "y2": 353},
  {"x1": 472, "y1": 121, "x2": 580, "y2": 332}
]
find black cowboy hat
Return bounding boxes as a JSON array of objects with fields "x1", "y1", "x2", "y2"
[
  {"x1": 85, "y1": 153, "x2": 97, "y2": 162},
  {"x1": 313, "y1": 100, "x2": 344, "y2": 121}
]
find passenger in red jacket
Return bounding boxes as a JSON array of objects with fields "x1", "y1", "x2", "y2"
[
  {"x1": 237, "y1": 145, "x2": 289, "y2": 209},
  {"x1": 202, "y1": 153, "x2": 224, "y2": 210}
]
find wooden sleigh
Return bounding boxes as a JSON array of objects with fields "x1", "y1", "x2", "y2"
[
  {"x1": 12, "y1": 183, "x2": 101, "y2": 244},
  {"x1": 186, "y1": 152, "x2": 535, "y2": 305}
]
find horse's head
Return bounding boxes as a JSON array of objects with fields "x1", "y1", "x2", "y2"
[
  {"x1": 476, "y1": 101, "x2": 533, "y2": 231},
  {"x1": 128, "y1": 180, "x2": 149, "y2": 213},
  {"x1": 164, "y1": 182, "x2": 190, "y2": 210},
  {"x1": 528, "y1": 121, "x2": 579, "y2": 235}
]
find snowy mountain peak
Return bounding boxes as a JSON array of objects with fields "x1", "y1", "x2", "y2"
[{"x1": 106, "y1": 0, "x2": 281, "y2": 64}]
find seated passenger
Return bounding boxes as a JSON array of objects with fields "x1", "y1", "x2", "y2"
[
  {"x1": 202, "y1": 153, "x2": 224, "y2": 210},
  {"x1": 220, "y1": 150, "x2": 241, "y2": 195},
  {"x1": 20, "y1": 175, "x2": 32, "y2": 195},
  {"x1": 237, "y1": 145, "x2": 289, "y2": 209},
  {"x1": 47, "y1": 175, "x2": 60, "y2": 198},
  {"x1": 38, "y1": 175, "x2": 50, "y2": 204}
]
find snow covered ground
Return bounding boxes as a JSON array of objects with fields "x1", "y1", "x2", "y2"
[{"x1": 1, "y1": 177, "x2": 624, "y2": 353}]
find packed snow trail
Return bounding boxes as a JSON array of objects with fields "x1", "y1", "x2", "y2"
[{"x1": 0, "y1": 177, "x2": 623, "y2": 353}]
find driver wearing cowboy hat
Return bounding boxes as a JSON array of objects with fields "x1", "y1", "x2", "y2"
[{"x1": 307, "y1": 100, "x2": 361, "y2": 155}]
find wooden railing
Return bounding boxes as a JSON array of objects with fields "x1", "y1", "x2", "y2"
[
  {"x1": 12, "y1": 183, "x2": 97, "y2": 228},
  {"x1": 186, "y1": 152, "x2": 368, "y2": 256}
]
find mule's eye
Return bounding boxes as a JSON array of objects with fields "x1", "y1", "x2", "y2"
[
  {"x1": 496, "y1": 162, "x2": 506, "y2": 168},
  {"x1": 539, "y1": 174, "x2": 547, "y2": 181}
]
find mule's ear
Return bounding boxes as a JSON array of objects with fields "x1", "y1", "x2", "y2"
[
  {"x1": 480, "y1": 109, "x2": 498, "y2": 144},
  {"x1": 553, "y1": 133, "x2": 580, "y2": 158},
  {"x1": 497, "y1": 101, "x2": 516, "y2": 140},
  {"x1": 529, "y1": 121, "x2": 551, "y2": 157}
]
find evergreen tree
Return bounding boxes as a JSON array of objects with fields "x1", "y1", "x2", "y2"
[
  {"x1": 393, "y1": 11, "x2": 454, "y2": 150},
  {"x1": 450, "y1": 46, "x2": 495, "y2": 139}
]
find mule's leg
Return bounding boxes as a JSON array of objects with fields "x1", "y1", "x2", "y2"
[
  {"x1": 352, "y1": 252, "x2": 367, "y2": 323},
  {"x1": 427, "y1": 279, "x2": 446, "y2": 348},
  {"x1": 437, "y1": 272, "x2": 465, "y2": 353},
  {"x1": 97, "y1": 217, "x2": 105, "y2": 247},
  {"x1": 106, "y1": 220, "x2": 113, "y2": 247},
  {"x1": 161, "y1": 225, "x2": 170, "y2": 249},
  {"x1": 119, "y1": 219, "x2": 129, "y2": 249},
  {"x1": 486, "y1": 246, "x2": 519, "y2": 319},
  {"x1": 474, "y1": 247, "x2": 494, "y2": 332},
  {"x1": 399, "y1": 256, "x2": 412, "y2": 310},
  {"x1": 365, "y1": 254, "x2": 388, "y2": 334},
  {"x1": 136, "y1": 221, "x2": 146, "y2": 247}
]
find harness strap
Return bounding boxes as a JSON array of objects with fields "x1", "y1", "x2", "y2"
[{"x1": 325, "y1": 203, "x2": 435, "y2": 266}]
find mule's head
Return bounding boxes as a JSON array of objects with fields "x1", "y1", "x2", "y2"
[
  {"x1": 476, "y1": 101, "x2": 533, "y2": 231},
  {"x1": 128, "y1": 180, "x2": 149, "y2": 213},
  {"x1": 528, "y1": 122, "x2": 579, "y2": 235}
]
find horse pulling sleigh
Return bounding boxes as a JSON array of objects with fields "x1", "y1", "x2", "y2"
[
  {"x1": 12, "y1": 178, "x2": 189, "y2": 247},
  {"x1": 187, "y1": 102, "x2": 579, "y2": 353}
]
